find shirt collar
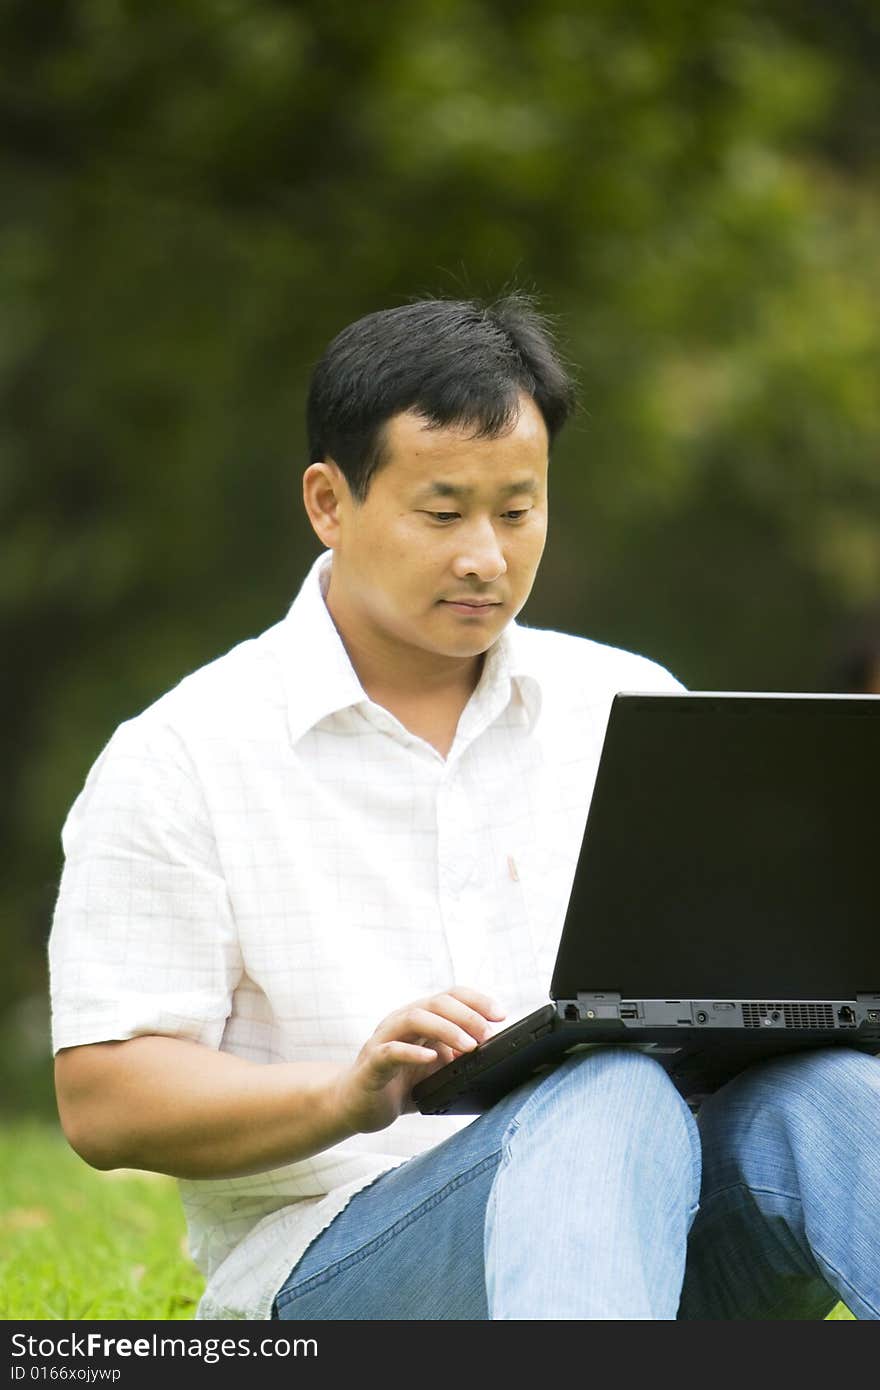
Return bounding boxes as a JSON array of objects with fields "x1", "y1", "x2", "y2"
[
  {"x1": 468, "y1": 614, "x2": 543, "y2": 737},
  {"x1": 278, "y1": 551, "x2": 544, "y2": 747}
]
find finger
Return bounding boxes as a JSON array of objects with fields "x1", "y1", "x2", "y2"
[
  {"x1": 443, "y1": 986, "x2": 507, "y2": 1021},
  {"x1": 380, "y1": 1006, "x2": 482, "y2": 1055},
  {"x1": 401, "y1": 1040, "x2": 457, "y2": 1114},
  {"x1": 417, "y1": 992, "x2": 504, "y2": 1043},
  {"x1": 364, "y1": 1040, "x2": 438, "y2": 1085}
]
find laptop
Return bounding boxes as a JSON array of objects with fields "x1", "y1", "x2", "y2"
[{"x1": 413, "y1": 691, "x2": 880, "y2": 1116}]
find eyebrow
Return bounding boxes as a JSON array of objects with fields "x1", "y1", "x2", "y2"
[{"x1": 414, "y1": 479, "x2": 539, "y2": 502}]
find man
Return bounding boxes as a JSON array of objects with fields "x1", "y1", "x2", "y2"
[{"x1": 50, "y1": 296, "x2": 879, "y2": 1320}]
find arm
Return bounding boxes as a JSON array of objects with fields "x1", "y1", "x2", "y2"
[{"x1": 54, "y1": 986, "x2": 505, "y2": 1180}]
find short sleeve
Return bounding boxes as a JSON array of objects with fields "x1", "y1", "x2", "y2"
[{"x1": 49, "y1": 718, "x2": 242, "y2": 1053}]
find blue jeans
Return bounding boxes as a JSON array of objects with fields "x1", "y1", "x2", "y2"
[{"x1": 273, "y1": 1047, "x2": 880, "y2": 1320}]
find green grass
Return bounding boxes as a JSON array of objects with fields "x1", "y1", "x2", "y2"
[
  {"x1": 0, "y1": 1120, "x2": 204, "y2": 1319},
  {"x1": 0, "y1": 1120, "x2": 856, "y2": 1320}
]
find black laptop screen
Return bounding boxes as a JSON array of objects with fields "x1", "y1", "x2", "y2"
[{"x1": 550, "y1": 694, "x2": 880, "y2": 1002}]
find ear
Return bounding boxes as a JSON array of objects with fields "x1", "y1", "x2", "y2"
[{"x1": 302, "y1": 461, "x2": 350, "y2": 549}]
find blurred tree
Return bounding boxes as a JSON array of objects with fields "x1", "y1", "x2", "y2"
[{"x1": 1, "y1": 0, "x2": 878, "y2": 1111}]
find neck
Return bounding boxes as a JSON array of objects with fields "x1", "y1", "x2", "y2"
[
  {"x1": 324, "y1": 585, "x2": 487, "y2": 753},
  {"x1": 333, "y1": 613, "x2": 484, "y2": 705}
]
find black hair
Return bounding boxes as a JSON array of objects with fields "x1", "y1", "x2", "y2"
[{"x1": 306, "y1": 294, "x2": 577, "y2": 500}]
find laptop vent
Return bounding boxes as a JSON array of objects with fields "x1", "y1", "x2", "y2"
[{"x1": 741, "y1": 1002, "x2": 835, "y2": 1030}]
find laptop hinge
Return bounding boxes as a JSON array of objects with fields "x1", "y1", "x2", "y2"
[{"x1": 574, "y1": 990, "x2": 622, "y2": 1020}]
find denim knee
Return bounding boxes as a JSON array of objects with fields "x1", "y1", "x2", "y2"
[
  {"x1": 531, "y1": 1044, "x2": 693, "y2": 1114},
  {"x1": 696, "y1": 1045, "x2": 880, "y2": 1204},
  {"x1": 704, "y1": 1045, "x2": 880, "y2": 1130},
  {"x1": 509, "y1": 1047, "x2": 700, "y2": 1191},
  {"x1": 754, "y1": 1045, "x2": 879, "y2": 1104}
]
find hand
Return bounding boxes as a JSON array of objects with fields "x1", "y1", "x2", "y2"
[{"x1": 334, "y1": 986, "x2": 507, "y2": 1134}]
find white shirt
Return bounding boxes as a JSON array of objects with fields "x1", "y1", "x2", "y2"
[{"x1": 49, "y1": 551, "x2": 682, "y2": 1319}]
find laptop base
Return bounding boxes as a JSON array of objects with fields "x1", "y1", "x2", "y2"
[{"x1": 413, "y1": 1000, "x2": 880, "y2": 1116}]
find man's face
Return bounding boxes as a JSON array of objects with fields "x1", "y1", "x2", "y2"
[{"x1": 324, "y1": 393, "x2": 550, "y2": 667}]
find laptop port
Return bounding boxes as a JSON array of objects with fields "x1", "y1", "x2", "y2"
[
  {"x1": 564, "y1": 1004, "x2": 579, "y2": 1021},
  {"x1": 619, "y1": 1004, "x2": 638, "y2": 1019},
  {"x1": 838, "y1": 1006, "x2": 856, "y2": 1025}
]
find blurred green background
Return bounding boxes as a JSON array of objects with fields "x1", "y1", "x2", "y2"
[{"x1": 2, "y1": 0, "x2": 879, "y2": 1119}]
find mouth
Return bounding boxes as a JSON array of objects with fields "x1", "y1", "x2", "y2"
[{"x1": 439, "y1": 598, "x2": 504, "y2": 616}]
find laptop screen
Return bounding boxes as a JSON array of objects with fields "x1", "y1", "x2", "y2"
[{"x1": 550, "y1": 693, "x2": 880, "y2": 1002}]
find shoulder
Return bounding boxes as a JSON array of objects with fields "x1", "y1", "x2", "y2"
[
  {"x1": 94, "y1": 618, "x2": 292, "y2": 777},
  {"x1": 152, "y1": 620, "x2": 288, "y2": 728},
  {"x1": 512, "y1": 622, "x2": 684, "y2": 704},
  {"x1": 61, "y1": 619, "x2": 293, "y2": 850}
]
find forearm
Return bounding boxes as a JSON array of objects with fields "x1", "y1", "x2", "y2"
[{"x1": 54, "y1": 1035, "x2": 353, "y2": 1180}]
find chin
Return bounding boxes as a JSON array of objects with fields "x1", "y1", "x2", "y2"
[
  {"x1": 437, "y1": 635, "x2": 499, "y2": 660},
  {"x1": 411, "y1": 611, "x2": 509, "y2": 660}
]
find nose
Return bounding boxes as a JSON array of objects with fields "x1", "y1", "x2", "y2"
[{"x1": 451, "y1": 518, "x2": 508, "y2": 583}]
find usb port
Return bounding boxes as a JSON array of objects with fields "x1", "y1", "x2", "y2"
[{"x1": 620, "y1": 1004, "x2": 638, "y2": 1019}]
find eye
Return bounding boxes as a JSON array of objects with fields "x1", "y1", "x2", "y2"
[
  {"x1": 426, "y1": 511, "x2": 460, "y2": 523},
  {"x1": 503, "y1": 509, "x2": 530, "y2": 521}
]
